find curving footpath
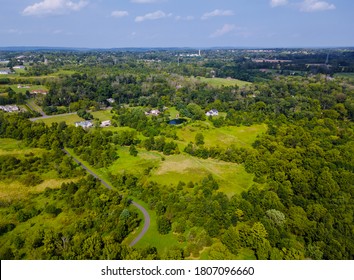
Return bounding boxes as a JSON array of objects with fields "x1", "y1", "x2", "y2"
[{"x1": 62, "y1": 148, "x2": 150, "y2": 247}]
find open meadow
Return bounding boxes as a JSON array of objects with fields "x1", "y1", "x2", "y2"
[
  {"x1": 0, "y1": 139, "x2": 79, "y2": 204},
  {"x1": 197, "y1": 77, "x2": 252, "y2": 87},
  {"x1": 34, "y1": 113, "x2": 84, "y2": 126},
  {"x1": 176, "y1": 122, "x2": 267, "y2": 148}
]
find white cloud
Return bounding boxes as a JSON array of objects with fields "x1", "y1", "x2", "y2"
[
  {"x1": 270, "y1": 0, "x2": 288, "y2": 7},
  {"x1": 22, "y1": 0, "x2": 88, "y2": 16},
  {"x1": 175, "y1": 15, "x2": 194, "y2": 21},
  {"x1": 135, "y1": 10, "x2": 171, "y2": 22},
  {"x1": 111, "y1": 10, "x2": 129, "y2": 18},
  {"x1": 210, "y1": 24, "x2": 236, "y2": 38},
  {"x1": 202, "y1": 9, "x2": 234, "y2": 20},
  {"x1": 300, "y1": 0, "x2": 336, "y2": 12}
]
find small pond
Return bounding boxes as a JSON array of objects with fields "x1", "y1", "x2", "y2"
[{"x1": 168, "y1": 118, "x2": 187, "y2": 125}]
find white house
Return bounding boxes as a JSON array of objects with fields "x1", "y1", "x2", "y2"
[
  {"x1": 0, "y1": 105, "x2": 19, "y2": 112},
  {"x1": 145, "y1": 109, "x2": 160, "y2": 116},
  {"x1": 75, "y1": 121, "x2": 93, "y2": 129},
  {"x1": 13, "y1": 65, "x2": 26, "y2": 69},
  {"x1": 100, "y1": 120, "x2": 111, "y2": 127},
  {"x1": 206, "y1": 109, "x2": 219, "y2": 116}
]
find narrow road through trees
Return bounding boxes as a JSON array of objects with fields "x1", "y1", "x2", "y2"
[{"x1": 62, "y1": 148, "x2": 150, "y2": 247}]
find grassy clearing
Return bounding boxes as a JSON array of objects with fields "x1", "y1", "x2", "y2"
[
  {"x1": 177, "y1": 123, "x2": 267, "y2": 149},
  {"x1": 35, "y1": 113, "x2": 84, "y2": 126},
  {"x1": 71, "y1": 140, "x2": 254, "y2": 197},
  {"x1": 0, "y1": 138, "x2": 44, "y2": 158},
  {"x1": 197, "y1": 77, "x2": 252, "y2": 87},
  {"x1": 106, "y1": 147, "x2": 161, "y2": 177},
  {"x1": 91, "y1": 110, "x2": 114, "y2": 121},
  {"x1": 10, "y1": 85, "x2": 48, "y2": 94},
  {"x1": 0, "y1": 138, "x2": 79, "y2": 202},
  {"x1": 0, "y1": 178, "x2": 77, "y2": 203},
  {"x1": 148, "y1": 154, "x2": 253, "y2": 196},
  {"x1": 32, "y1": 109, "x2": 113, "y2": 126},
  {"x1": 165, "y1": 107, "x2": 180, "y2": 118}
]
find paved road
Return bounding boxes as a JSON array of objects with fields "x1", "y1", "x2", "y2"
[
  {"x1": 26, "y1": 101, "x2": 47, "y2": 117},
  {"x1": 62, "y1": 148, "x2": 150, "y2": 247},
  {"x1": 30, "y1": 106, "x2": 113, "y2": 122},
  {"x1": 30, "y1": 112, "x2": 77, "y2": 122},
  {"x1": 129, "y1": 202, "x2": 151, "y2": 246}
]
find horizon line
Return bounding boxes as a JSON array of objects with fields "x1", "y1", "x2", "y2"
[{"x1": 1, "y1": 45, "x2": 354, "y2": 51}]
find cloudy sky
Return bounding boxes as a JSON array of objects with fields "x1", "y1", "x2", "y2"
[{"x1": 0, "y1": 0, "x2": 353, "y2": 48}]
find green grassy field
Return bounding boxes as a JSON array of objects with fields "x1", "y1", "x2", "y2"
[
  {"x1": 32, "y1": 110, "x2": 113, "y2": 126},
  {"x1": 91, "y1": 110, "x2": 114, "y2": 121},
  {"x1": 35, "y1": 113, "x2": 84, "y2": 126},
  {"x1": 177, "y1": 122, "x2": 267, "y2": 149},
  {"x1": 0, "y1": 138, "x2": 43, "y2": 158},
  {"x1": 197, "y1": 77, "x2": 252, "y2": 87},
  {"x1": 148, "y1": 154, "x2": 253, "y2": 196},
  {"x1": 0, "y1": 139, "x2": 78, "y2": 203},
  {"x1": 105, "y1": 147, "x2": 161, "y2": 177},
  {"x1": 165, "y1": 107, "x2": 180, "y2": 118},
  {"x1": 10, "y1": 85, "x2": 48, "y2": 94},
  {"x1": 102, "y1": 146, "x2": 254, "y2": 197}
]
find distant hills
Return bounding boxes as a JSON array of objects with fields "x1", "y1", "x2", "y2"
[{"x1": 1, "y1": 46, "x2": 354, "y2": 53}]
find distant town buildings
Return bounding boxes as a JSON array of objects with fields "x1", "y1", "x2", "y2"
[
  {"x1": 177, "y1": 50, "x2": 202, "y2": 57},
  {"x1": 252, "y1": 59, "x2": 292, "y2": 63}
]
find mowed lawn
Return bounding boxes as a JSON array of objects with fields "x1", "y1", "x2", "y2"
[
  {"x1": 10, "y1": 85, "x2": 48, "y2": 94},
  {"x1": 32, "y1": 109, "x2": 113, "y2": 126},
  {"x1": 35, "y1": 113, "x2": 84, "y2": 126},
  {"x1": 91, "y1": 109, "x2": 114, "y2": 121}
]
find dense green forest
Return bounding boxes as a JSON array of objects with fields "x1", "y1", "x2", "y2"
[{"x1": 0, "y1": 48, "x2": 354, "y2": 260}]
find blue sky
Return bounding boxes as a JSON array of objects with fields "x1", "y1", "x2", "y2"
[{"x1": 0, "y1": 0, "x2": 353, "y2": 48}]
